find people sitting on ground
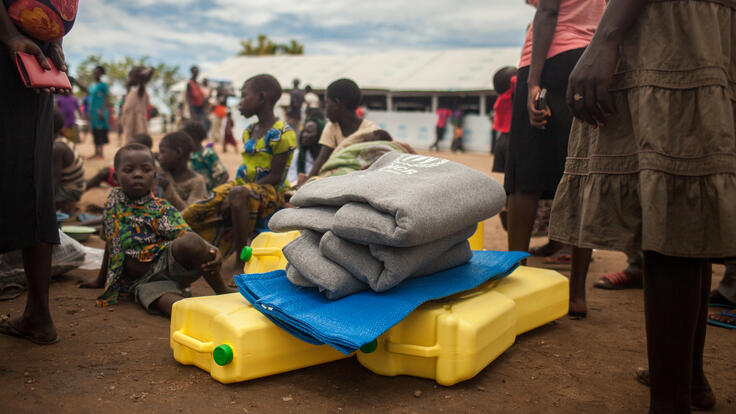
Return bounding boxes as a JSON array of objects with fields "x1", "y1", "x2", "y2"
[
  {"x1": 300, "y1": 78, "x2": 377, "y2": 185},
  {"x1": 182, "y1": 120, "x2": 229, "y2": 191},
  {"x1": 181, "y1": 74, "x2": 296, "y2": 284},
  {"x1": 158, "y1": 131, "x2": 208, "y2": 211},
  {"x1": 287, "y1": 116, "x2": 325, "y2": 185},
  {"x1": 52, "y1": 110, "x2": 86, "y2": 214},
  {"x1": 86, "y1": 134, "x2": 153, "y2": 190},
  {"x1": 78, "y1": 144, "x2": 232, "y2": 315}
]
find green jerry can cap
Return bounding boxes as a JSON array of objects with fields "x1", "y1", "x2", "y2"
[
  {"x1": 240, "y1": 246, "x2": 253, "y2": 262},
  {"x1": 213, "y1": 344, "x2": 234, "y2": 366},
  {"x1": 359, "y1": 339, "x2": 378, "y2": 354}
]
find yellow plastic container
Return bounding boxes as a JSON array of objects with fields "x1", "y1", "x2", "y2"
[
  {"x1": 356, "y1": 281, "x2": 517, "y2": 386},
  {"x1": 492, "y1": 265, "x2": 569, "y2": 335},
  {"x1": 467, "y1": 221, "x2": 484, "y2": 250},
  {"x1": 356, "y1": 265, "x2": 569, "y2": 385},
  {"x1": 170, "y1": 292, "x2": 349, "y2": 384},
  {"x1": 241, "y1": 230, "x2": 300, "y2": 274}
]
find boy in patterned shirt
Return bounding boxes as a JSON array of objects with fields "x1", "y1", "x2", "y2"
[
  {"x1": 182, "y1": 74, "x2": 296, "y2": 283},
  {"x1": 79, "y1": 143, "x2": 233, "y2": 316},
  {"x1": 183, "y1": 121, "x2": 229, "y2": 191}
]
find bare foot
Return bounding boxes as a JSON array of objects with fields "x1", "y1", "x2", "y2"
[
  {"x1": 0, "y1": 314, "x2": 59, "y2": 345},
  {"x1": 568, "y1": 300, "x2": 587, "y2": 319},
  {"x1": 220, "y1": 254, "x2": 243, "y2": 288}
]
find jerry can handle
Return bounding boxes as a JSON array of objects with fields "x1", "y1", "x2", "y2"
[
  {"x1": 172, "y1": 330, "x2": 214, "y2": 353},
  {"x1": 386, "y1": 342, "x2": 440, "y2": 357}
]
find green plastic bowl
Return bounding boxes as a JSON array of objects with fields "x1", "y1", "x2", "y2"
[{"x1": 61, "y1": 225, "x2": 96, "y2": 242}]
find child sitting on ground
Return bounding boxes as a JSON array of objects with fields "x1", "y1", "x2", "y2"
[
  {"x1": 79, "y1": 143, "x2": 233, "y2": 316},
  {"x1": 86, "y1": 134, "x2": 153, "y2": 189},
  {"x1": 183, "y1": 121, "x2": 229, "y2": 191},
  {"x1": 52, "y1": 110, "x2": 86, "y2": 213},
  {"x1": 182, "y1": 74, "x2": 297, "y2": 283},
  {"x1": 301, "y1": 78, "x2": 377, "y2": 184},
  {"x1": 158, "y1": 131, "x2": 209, "y2": 211}
]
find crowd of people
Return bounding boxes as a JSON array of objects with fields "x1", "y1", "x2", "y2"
[{"x1": 1, "y1": 0, "x2": 734, "y2": 412}]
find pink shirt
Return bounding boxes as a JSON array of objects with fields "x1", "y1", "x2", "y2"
[{"x1": 518, "y1": 0, "x2": 605, "y2": 68}]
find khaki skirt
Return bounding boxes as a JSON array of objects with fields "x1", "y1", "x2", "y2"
[{"x1": 549, "y1": 0, "x2": 736, "y2": 258}]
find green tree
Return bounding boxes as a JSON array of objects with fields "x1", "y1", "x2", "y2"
[
  {"x1": 74, "y1": 55, "x2": 183, "y2": 115},
  {"x1": 238, "y1": 34, "x2": 304, "y2": 56}
]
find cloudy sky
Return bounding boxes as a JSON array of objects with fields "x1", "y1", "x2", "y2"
[{"x1": 64, "y1": 0, "x2": 535, "y2": 74}]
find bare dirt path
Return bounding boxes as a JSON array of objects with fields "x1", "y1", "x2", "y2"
[{"x1": 1, "y1": 136, "x2": 734, "y2": 413}]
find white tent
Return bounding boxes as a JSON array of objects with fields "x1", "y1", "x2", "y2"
[{"x1": 201, "y1": 47, "x2": 521, "y2": 93}]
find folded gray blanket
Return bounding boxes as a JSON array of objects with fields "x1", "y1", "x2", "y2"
[
  {"x1": 282, "y1": 230, "x2": 367, "y2": 299},
  {"x1": 290, "y1": 151, "x2": 505, "y2": 247},
  {"x1": 320, "y1": 225, "x2": 475, "y2": 292}
]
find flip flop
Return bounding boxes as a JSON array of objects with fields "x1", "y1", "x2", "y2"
[
  {"x1": 707, "y1": 290, "x2": 736, "y2": 309},
  {"x1": 529, "y1": 242, "x2": 562, "y2": 257},
  {"x1": 0, "y1": 315, "x2": 60, "y2": 345},
  {"x1": 0, "y1": 283, "x2": 24, "y2": 301},
  {"x1": 544, "y1": 253, "x2": 572, "y2": 265},
  {"x1": 594, "y1": 271, "x2": 643, "y2": 290},
  {"x1": 707, "y1": 310, "x2": 736, "y2": 330}
]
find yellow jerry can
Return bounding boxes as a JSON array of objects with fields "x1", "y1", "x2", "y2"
[
  {"x1": 356, "y1": 266, "x2": 569, "y2": 385},
  {"x1": 240, "y1": 230, "x2": 300, "y2": 274},
  {"x1": 170, "y1": 292, "x2": 350, "y2": 384}
]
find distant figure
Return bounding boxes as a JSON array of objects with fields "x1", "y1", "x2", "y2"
[
  {"x1": 209, "y1": 96, "x2": 227, "y2": 144},
  {"x1": 187, "y1": 66, "x2": 207, "y2": 126},
  {"x1": 121, "y1": 66, "x2": 154, "y2": 144},
  {"x1": 88, "y1": 65, "x2": 110, "y2": 159},
  {"x1": 450, "y1": 108, "x2": 464, "y2": 153},
  {"x1": 304, "y1": 85, "x2": 320, "y2": 110},
  {"x1": 55, "y1": 93, "x2": 81, "y2": 143},
  {"x1": 222, "y1": 111, "x2": 237, "y2": 153},
  {"x1": 52, "y1": 109, "x2": 85, "y2": 214},
  {"x1": 430, "y1": 107, "x2": 453, "y2": 151},
  {"x1": 491, "y1": 66, "x2": 517, "y2": 173},
  {"x1": 285, "y1": 78, "x2": 305, "y2": 132}
]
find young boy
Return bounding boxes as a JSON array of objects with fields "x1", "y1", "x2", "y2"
[
  {"x1": 182, "y1": 74, "x2": 296, "y2": 282},
  {"x1": 86, "y1": 133, "x2": 153, "y2": 189},
  {"x1": 52, "y1": 110, "x2": 86, "y2": 213},
  {"x1": 79, "y1": 143, "x2": 232, "y2": 316},
  {"x1": 301, "y1": 78, "x2": 377, "y2": 184},
  {"x1": 158, "y1": 131, "x2": 208, "y2": 210},
  {"x1": 183, "y1": 120, "x2": 229, "y2": 191}
]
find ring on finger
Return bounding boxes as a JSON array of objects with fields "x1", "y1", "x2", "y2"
[{"x1": 573, "y1": 93, "x2": 583, "y2": 102}]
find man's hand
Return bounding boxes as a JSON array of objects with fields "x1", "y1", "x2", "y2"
[
  {"x1": 527, "y1": 84, "x2": 551, "y2": 130},
  {"x1": 201, "y1": 247, "x2": 222, "y2": 276}
]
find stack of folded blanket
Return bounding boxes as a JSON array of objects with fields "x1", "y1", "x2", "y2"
[{"x1": 269, "y1": 151, "x2": 507, "y2": 299}]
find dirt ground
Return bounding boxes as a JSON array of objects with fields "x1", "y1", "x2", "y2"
[{"x1": 1, "y1": 134, "x2": 734, "y2": 414}]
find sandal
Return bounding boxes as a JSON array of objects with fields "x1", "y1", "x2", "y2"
[
  {"x1": 636, "y1": 368, "x2": 716, "y2": 411},
  {"x1": 544, "y1": 253, "x2": 572, "y2": 265},
  {"x1": 707, "y1": 309, "x2": 736, "y2": 329},
  {"x1": 594, "y1": 271, "x2": 642, "y2": 290},
  {"x1": 0, "y1": 283, "x2": 24, "y2": 301}
]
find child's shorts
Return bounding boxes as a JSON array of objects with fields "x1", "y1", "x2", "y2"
[{"x1": 131, "y1": 248, "x2": 201, "y2": 312}]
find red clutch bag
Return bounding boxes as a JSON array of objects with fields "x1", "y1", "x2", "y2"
[{"x1": 14, "y1": 51, "x2": 71, "y2": 90}]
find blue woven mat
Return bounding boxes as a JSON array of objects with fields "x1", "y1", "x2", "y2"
[{"x1": 234, "y1": 250, "x2": 529, "y2": 354}]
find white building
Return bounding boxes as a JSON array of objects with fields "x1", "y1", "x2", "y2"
[{"x1": 201, "y1": 47, "x2": 521, "y2": 152}]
